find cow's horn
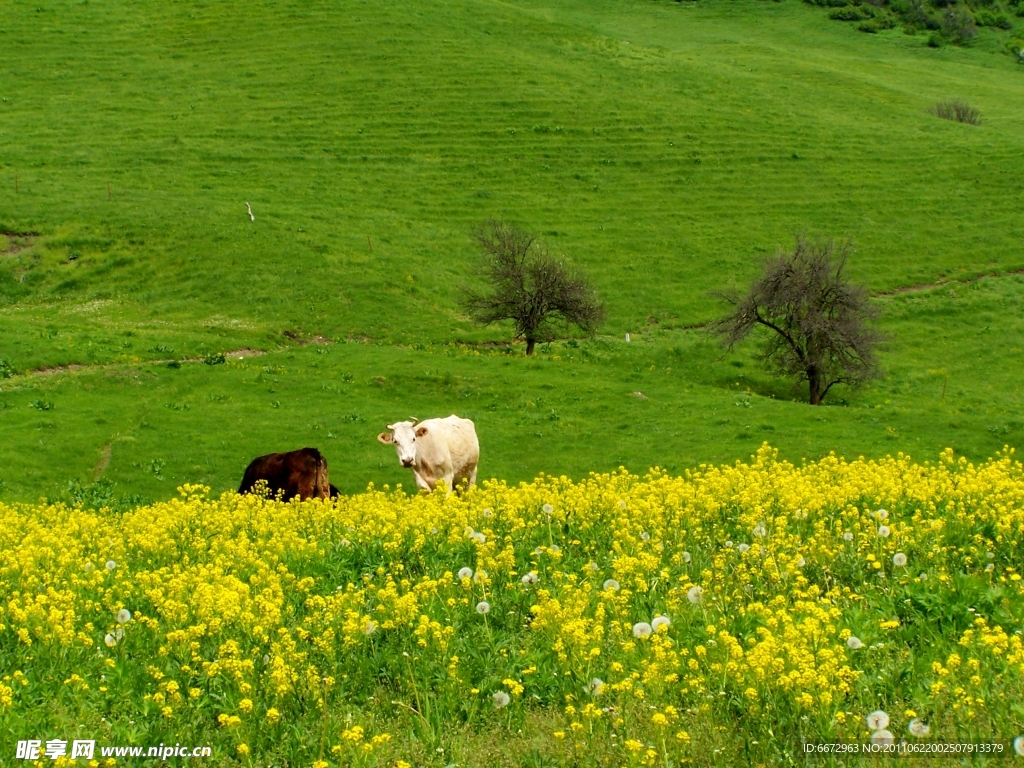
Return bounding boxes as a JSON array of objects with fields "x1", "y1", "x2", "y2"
[{"x1": 409, "y1": 416, "x2": 419, "y2": 426}]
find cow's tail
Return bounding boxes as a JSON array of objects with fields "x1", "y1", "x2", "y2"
[{"x1": 314, "y1": 449, "x2": 330, "y2": 500}]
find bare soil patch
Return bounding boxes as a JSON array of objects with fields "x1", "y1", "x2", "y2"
[
  {"x1": 94, "y1": 442, "x2": 113, "y2": 479},
  {"x1": 225, "y1": 348, "x2": 267, "y2": 360},
  {"x1": 1, "y1": 229, "x2": 40, "y2": 257}
]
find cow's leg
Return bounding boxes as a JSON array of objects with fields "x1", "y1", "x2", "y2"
[{"x1": 414, "y1": 472, "x2": 433, "y2": 493}]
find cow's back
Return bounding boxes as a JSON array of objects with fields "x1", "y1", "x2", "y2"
[{"x1": 238, "y1": 448, "x2": 330, "y2": 500}]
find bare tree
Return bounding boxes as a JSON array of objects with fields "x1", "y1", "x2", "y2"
[
  {"x1": 709, "y1": 236, "x2": 881, "y2": 405},
  {"x1": 463, "y1": 220, "x2": 605, "y2": 355}
]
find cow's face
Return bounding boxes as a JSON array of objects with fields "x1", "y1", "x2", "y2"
[{"x1": 378, "y1": 421, "x2": 427, "y2": 468}]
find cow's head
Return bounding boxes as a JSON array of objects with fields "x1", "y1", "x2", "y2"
[{"x1": 378, "y1": 418, "x2": 428, "y2": 468}]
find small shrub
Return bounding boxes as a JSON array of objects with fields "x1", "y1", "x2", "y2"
[
  {"x1": 928, "y1": 31, "x2": 945, "y2": 45},
  {"x1": 203, "y1": 352, "x2": 226, "y2": 365},
  {"x1": 0, "y1": 359, "x2": 16, "y2": 379},
  {"x1": 934, "y1": 99, "x2": 981, "y2": 125},
  {"x1": 29, "y1": 400, "x2": 54, "y2": 411},
  {"x1": 941, "y1": 7, "x2": 976, "y2": 41},
  {"x1": 859, "y1": 16, "x2": 896, "y2": 30},
  {"x1": 976, "y1": 9, "x2": 1011, "y2": 26},
  {"x1": 831, "y1": 6, "x2": 869, "y2": 20}
]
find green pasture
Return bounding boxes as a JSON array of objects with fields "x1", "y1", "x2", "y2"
[
  {"x1": 0, "y1": 275, "x2": 1021, "y2": 504},
  {"x1": 1, "y1": 0, "x2": 1023, "y2": 504}
]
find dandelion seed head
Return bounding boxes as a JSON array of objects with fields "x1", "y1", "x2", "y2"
[
  {"x1": 725, "y1": 540, "x2": 733, "y2": 548},
  {"x1": 585, "y1": 678, "x2": 605, "y2": 695},
  {"x1": 878, "y1": 525, "x2": 891, "y2": 537},
  {"x1": 908, "y1": 719, "x2": 929, "y2": 737},
  {"x1": 987, "y1": 551, "x2": 995, "y2": 559},
  {"x1": 843, "y1": 532, "x2": 854, "y2": 542},
  {"x1": 640, "y1": 531, "x2": 651, "y2": 541},
  {"x1": 116, "y1": 609, "x2": 131, "y2": 624},
  {"x1": 542, "y1": 504, "x2": 554, "y2": 515},
  {"x1": 471, "y1": 532, "x2": 486, "y2": 544},
  {"x1": 105, "y1": 560, "x2": 116, "y2": 571},
  {"x1": 476, "y1": 601, "x2": 491, "y2": 614},
  {"x1": 682, "y1": 551, "x2": 691, "y2": 563},
  {"x1": 586, "y1": 561, "x2": 599, "y2": 572},
  {"x1": 457, "y1": 567, "x2": 473, "y2": 580},
  {"x1": 362, "y1": 620, "x2": 377, "y2": 636},
  {"x1": 870, "y1": 729, "x2": 894, "y2": 746},
  {"x1": 603, "y1": 579, "x2": 620, "y2": 591},
  {"x1": 866, "y1": 710, "x2": 890, "y2": 730},
  {"x1": 752, "y1": 524, "x2": 766, "y2": 538},
  {"x1": 83, "y1": 562, "x2": 94, "y2": 573},
  {"x1": 652, "y1": 615, "x2": 671, "y2": 632},
  {"x1": 893, "y1": 552, "x2": 907, "y2": 567},
  {"x1": 1014, "y1": 736, "x2": 1024, "y2": 756},
  {"x1": 549, "y1": 544, "x2": 561, "y2": 554},
  {"x1": 482, "y1": 507, "x2": 493, "y2": 518},
  {"x1": 797, "y1": 557, "x2": 806, "y2": 567},
  {"x1": 985, "y1": 563, "x2": 995, "y2": 573},
  {"x1": 492, "y1": 691, "x2": 510, "y2": 708},
  {"x1": 687, "y1": 586, "x2": 703, "y2": 604},
  {"x1": 114, "y1": 628, "x2": 124, "y2": 641},
  {"x1": 847, "y1": 635, "x2": 863, "y2": 650},
  {"x1": 521, "y1": 571, "x2": 539, "y2": 585},
  {"x1": 104, "y1": 633, "x2": 116, "y2": 647},
  {"x1": 473, "y1": 569, "x2": 488, "y2": 583},
  {"x1": 738, "y1": 543, "x2": 750, "y2": 554},
  {"x1": 876, "y1": 509, "x2": 888, "y2": 520},
  {"x1": 633, "y1": 621, "x2": 653, "y2": 638}
]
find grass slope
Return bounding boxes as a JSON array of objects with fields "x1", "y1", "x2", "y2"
[{"x1": 0, "y1": 0, "x2": 1022, "y2": 502}]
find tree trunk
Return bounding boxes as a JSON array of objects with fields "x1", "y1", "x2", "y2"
[
  {"x1": 808, "y1": 367, "x2": 823, "y2": 405},
  {"x1": 525, "y1": 338, "x2": 536, "y2": 356}
]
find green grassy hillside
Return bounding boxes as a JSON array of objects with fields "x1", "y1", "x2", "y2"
[{"x1": 1, "y1": 0, "x2": 1023, "y2": 503}]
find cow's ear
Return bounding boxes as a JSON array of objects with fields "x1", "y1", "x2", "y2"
[
  {"x1": 416, "y1": 426, "x2": 428, "y2": 438},
  {"x1": 377, "y1": 432, "x2": 393, "y2": 444}
]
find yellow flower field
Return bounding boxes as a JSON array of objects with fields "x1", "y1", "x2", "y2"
[{"x1": 2, "y1": 445, "x2": 1023, "y2": 766}]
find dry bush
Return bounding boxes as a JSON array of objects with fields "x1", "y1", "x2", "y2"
[{"x1": 934, "y1": 98, "x2": 981, "y2": 125}]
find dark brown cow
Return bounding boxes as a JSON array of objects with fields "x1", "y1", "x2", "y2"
[{"x1": 238, "y1": 447, "x2": 335, "y2": 501}]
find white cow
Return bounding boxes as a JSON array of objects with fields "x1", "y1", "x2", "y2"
[{"x1": 377, "y1": 415, "x2": 479, "y2": 493}]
